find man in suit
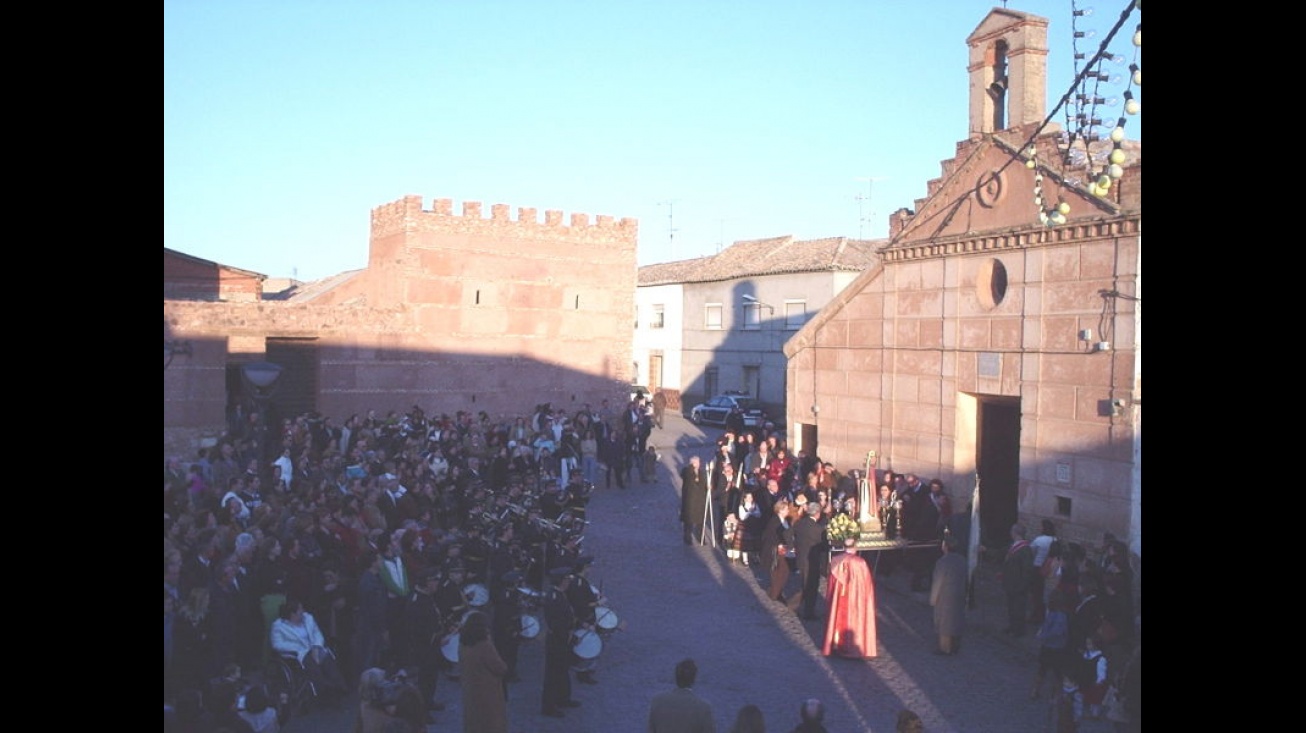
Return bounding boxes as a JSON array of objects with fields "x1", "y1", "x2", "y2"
[
  {"x1": 647, "y1": 658, "x2": 715, "y2": 733},
  {"x1": 789, "y1": 502, "x2": 828, "y2": 620}
]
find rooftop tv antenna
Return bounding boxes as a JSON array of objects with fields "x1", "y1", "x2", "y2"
[
  {"x1": 855, "y1": 176, "x2": 888, "y2": 238},
  {"x1": 716, "y1": 218, "x2": 736, "y2": 253},
  {"x1": 657, "y1": 200, "x2": 680, "y2": 257}
]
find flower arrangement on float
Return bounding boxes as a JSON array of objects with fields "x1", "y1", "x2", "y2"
[{"x1": 826, "y1": 512, "x2": 861, "y2": 545}]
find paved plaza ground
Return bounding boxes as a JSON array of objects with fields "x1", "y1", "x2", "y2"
[{"x1": 285, "y1": 414, "x2": 1122, "y2": 733}]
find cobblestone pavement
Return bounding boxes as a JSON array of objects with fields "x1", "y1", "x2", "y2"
[{"x1": 287, "y1": 414, "x2": 1118, "y2": 732}]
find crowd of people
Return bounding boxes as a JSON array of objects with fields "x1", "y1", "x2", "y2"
[
  {"x1": 676, "y1": 413, "x2": 1141, "y2": 732},
  {"x1": 166, "y1": 394, "x2": 1140, "y2": 732},
  {"x1": 1006, "y1": 519, "x2": 1141, "y2": 730},
  {"x1": 164, "y1": 397, "x2": 655, "y2": 732}
]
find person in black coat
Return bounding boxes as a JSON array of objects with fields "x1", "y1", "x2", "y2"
[
  {"x1": 540, "y1": 568, "x2": 580, "y2": 718},
  {"x1": 761, "y1": 498, "x2": 795, "y2": 602},
  {"x1": 679, "y1": 455, "x2": 710, "y2": 545},
  {"x1": 788, "y1": 502, "x2": 828, "y2": 620}
]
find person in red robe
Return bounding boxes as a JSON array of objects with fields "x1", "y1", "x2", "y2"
[{"x1": 822, "y1": 537, "x2": 877, "y2": 658}]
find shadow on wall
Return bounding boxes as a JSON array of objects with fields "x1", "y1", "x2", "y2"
[{"x1": 163, "y1": 334, "x2": 633, "y2": 457}]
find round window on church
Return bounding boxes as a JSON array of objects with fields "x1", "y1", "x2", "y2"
[{"x1": 977, "y1": 258, "x2": 1008, "y2": 309}]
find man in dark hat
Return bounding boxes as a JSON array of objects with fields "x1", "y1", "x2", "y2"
[{"x1": 540, "y1": 567, "x2": 580, "y2": 718}]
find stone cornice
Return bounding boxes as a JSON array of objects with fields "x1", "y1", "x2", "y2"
[{"x1": 882, "y1": 216, "x2": 1141, "y2": 263}]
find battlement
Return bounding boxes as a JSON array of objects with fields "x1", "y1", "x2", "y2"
[{"x1": 370, "y1": 194, "x2": 638, "y2": 242}]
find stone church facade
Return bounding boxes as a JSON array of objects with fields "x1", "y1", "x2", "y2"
[{"x1": 783, "y1": 8, "x2": 1141, "y2": 553}]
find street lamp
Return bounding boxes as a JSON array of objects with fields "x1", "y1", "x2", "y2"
[
  {"x1": 164, "y1": 338, "x2": 192, "y2": 371},
  {"x1": 741, "y1": 293, "x2": 775, "y2": 313},
  {"x1": 241, "y1": 361, "x2": 283, "y2": 467}
]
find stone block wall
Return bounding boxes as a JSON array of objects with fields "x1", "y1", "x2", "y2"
[{"x1": 164, "y1": 195, "x2": 639, "y2": 454}]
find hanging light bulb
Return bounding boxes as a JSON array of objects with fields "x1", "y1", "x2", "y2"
[
  {"x1": 1057, "y1": 200, "x2": 1071, "y2": 215},
  {"x1": 1025, "y1": 158, "x2": 1037, "y2": 169},
  {"x1": 1133, "y1": 25, "x2": 1141, "y2": 47},
  {"x1": 1096, "y1": 174, "x2": 1112, "y2": 190},
  {"x1": 1073, "y1": 7, "x2": 1095, "y2": 17},
  {"x1": 1108, "y1": 163, "x2": 1124, "y2": 179},
  {"x1": 1109, "y1": 148, "x2": 1127, "y2": 165},
  {"x1": 1074, "y1": 29, "x2": 1098, "y2": 40},
  {"x1": 1049, "y1": 210, "x2": 1067, "y2": 226},
  {"x1": 1129, "y1": 64, "x2": 1141, "y2": 86},
  {"x1": 1110, "y1": 124, "x2": 1127, "y2": 143},
  {"x1": 1077, "y1": 94, "x2": 1119, "y2": 107},
  {"x1": 1125, "y1": 98, "x2": 1140, "y2": 115}
]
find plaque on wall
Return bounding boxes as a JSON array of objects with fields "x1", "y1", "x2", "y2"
[
  {"x1": 978, "y1": 352, "x2": 1000, "y2": 377},
  {"x1": 1056, "y1": 461, "x2": 1071, "y2": 484}
]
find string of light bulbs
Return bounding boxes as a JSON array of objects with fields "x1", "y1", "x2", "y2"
[{"x1": 1020, "y1": 0, "x2": 1140, "y2": 226}]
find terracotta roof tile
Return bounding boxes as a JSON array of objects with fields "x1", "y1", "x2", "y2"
[{"x1": 639, "y1": 236, "x2": 882, "y2": 285}]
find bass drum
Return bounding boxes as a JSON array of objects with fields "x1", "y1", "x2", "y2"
[
  {"x1": 570, "y1": 628, "x2": 602, "y2": 660},
  {"x1": 440, "y1": 632, "x2": 460, "y2": 664},
  {"x1": 519, "y1": 613, "x2": 541, "y2": 641},
  {"x1": 595, "y1": 605, "x2": 619, "y2": 635},
  {"x1": 463, "y1": 583, "x2": 490, "y2": 608}
]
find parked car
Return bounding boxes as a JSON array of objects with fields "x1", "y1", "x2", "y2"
[
  {"x1": 689, "y1": 392, "x2": 765, "y2": 427},
  {"x1": 631, "y1": 384, "x2": 651, "y2": 403}
]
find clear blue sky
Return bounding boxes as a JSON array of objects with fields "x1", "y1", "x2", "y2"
[{"x1": 164, "y1": 0, "x2": 1141, "y2": 282}]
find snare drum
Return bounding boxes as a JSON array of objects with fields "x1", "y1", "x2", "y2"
[
  {"x1": 595, "y1": 605, "x2": 619, "y2": 634},
  {"x1": 519, "y1": 613, "x2": 541, "y2": 641},
  {"x1": 463, "y1": 583, "x2": 490, "y2": 608},
  {"x1": 440, "y1": 632, "x2": 460, "y2": 664},
  {"x1": 570, "y1": 628, "x2": 602, "y2": 660}
]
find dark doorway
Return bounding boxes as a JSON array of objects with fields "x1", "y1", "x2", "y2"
[
  {"x1": 978, "y1": 397, "x2": 1021, "y2": 549},
  {"x1": 267, "y1": 338, "x2": 319, "y2": 420}
]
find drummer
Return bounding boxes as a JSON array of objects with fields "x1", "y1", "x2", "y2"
[
  {"x1": 564, "y1": 556, "x2": 600, "y2": 686},
  {"x1": 490, "y1": 570, "x2": 526, "y2": 683},
  {"x1": 541, "y1": 566, "x2": 579, "y2": 718},
  {"x1": 404, "y1": 568, "x2": 448, "y2": 712},
  {"x1": 434, "y1": 562, "x2": 470, "y2": 640}
]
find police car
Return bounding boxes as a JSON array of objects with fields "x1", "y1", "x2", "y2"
[{"x1": 689, "y1": 391, "x2": 765, "y2": 427}]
